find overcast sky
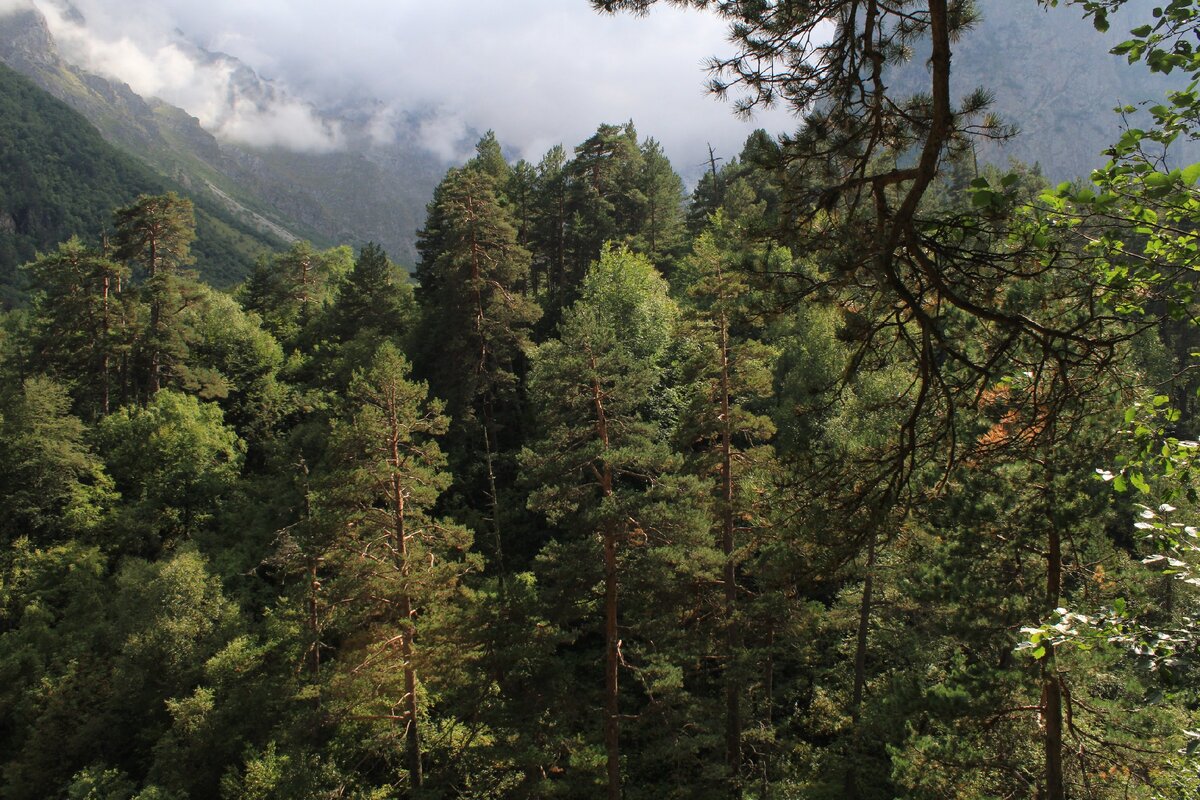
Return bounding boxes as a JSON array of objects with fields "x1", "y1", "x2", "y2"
[{"x1": 15, "y1": 0, "x2": 796, "y2": 179}]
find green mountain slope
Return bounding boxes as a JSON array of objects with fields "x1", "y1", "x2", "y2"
[
  {"x1": 0, "y1": 6, "x2": 445, "y2": 269},
  {"x1": 0, "y1": 61, "x2": 282, "y2": 305}
]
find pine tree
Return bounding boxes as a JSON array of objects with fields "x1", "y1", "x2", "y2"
[
  {"x1": 522, "y1": 246, "x2": 706, "y2": 800},
  {"x1": 0, "y1": 376, "x2": 116, "y2": 546},
  {"x1": 22, "y1": 237, "x2": 133, "y2": 417},
  {"x1": 634, "y1": 137, "x2": 686, "y2": 270},
  {"x1": 318, "y1": 342, "x2": 475, "y2": 791},
  {"x1": 676, "y1": 219, "x2": 780, "y2": 788},
  {"x1": 111, "y1": 192, "x2": 196, "y2": 398},
  {"x1": 564, "y1": 122, "x2": 644, "y2": 287},
  {"x1": 531, "y1": 145, "x2": 569, "y2": 313},
  {"x1": 468, "y1": 130, "x2": 511, "y2": 185},
  {"x1": 242, "y1": 241, "x2": 352, "y2": 347},
  {"x1": 414, "y1": 166, "x2": 540, "y2": 573}
]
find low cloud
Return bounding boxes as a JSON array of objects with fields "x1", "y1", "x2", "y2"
[
  {"x1": 0, "y1": 0, "x2": 35, "y2": 16},
  {"x1": 34, "y1": 0, "x2": 344, "y2": 153},
  {"x1": 27, "y1": 0, "x2": 795, "y2": 174}
]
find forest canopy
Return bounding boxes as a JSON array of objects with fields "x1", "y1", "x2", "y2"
[{"x1": 1, "y1": 1, "x2": 1199, "y2": 799}]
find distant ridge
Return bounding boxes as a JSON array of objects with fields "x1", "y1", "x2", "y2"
[
  {"x1": 0, "y1": 4, "x2": 452, "y2": 270},
  {"x1": 0, "y1": 60, "x2": 284, "y2": 305}
]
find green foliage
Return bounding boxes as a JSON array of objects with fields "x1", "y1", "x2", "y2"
[
  {"x1": 0, "y1": 376, "x2": 115, "y2": 545},
  {"x1": 7, "y1": 8, "x2": 1200, "y2": 792},
  {"x1": 97, "y1": 391, "x2": 244, "y2": 547}
]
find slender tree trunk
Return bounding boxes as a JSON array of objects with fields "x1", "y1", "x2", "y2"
[
  {"x1": 591, "y1": 365, "x2": 621, "y2": 800},
  {"x1": 482, "y1": 409, "x2": 506, "y2": 584},
  {"x1": 148, "y1": 237, "x2": 161, "y2": 396},
  {"x1": 101, "y1": 272, "x2": 111, "y2": 416},
  {"x1": 604, "y1": 519, "x2": 621, "y2": 800},
  {"x1": 467, "y1": 196, "x2": 508, "y2": 586},
  {"x1": 299, "y1": 254, "x2": 312, "y2": 326},
  {"x1": 307, "y1": 559, "x2": 321, "y2": 682},
  {"x1": 1042, "y1": 508, "x2": 1064, "y2": 800},
  {"x1": 761, "y1": 626, "x2": 774, "y2": 800},
  {"x1": 844, "y1": 530, "x2": 879, "y2": 800},
  {"x1": 400, "y1": 590, "x2": 422, "y2": 789},
  {"x1": 851, "y1": 533, "x2": 878, "y2": 719},
  {"x1": 391, "y1": 419, "x2": 423, "y2": 789},
  {"x1": 718, "y1": 312, "x2": 742, "y2": 787}
]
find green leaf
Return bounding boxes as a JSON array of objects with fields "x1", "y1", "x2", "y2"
[{"x1": 1183, "y1": 162, "x2": 1200, "y2": 185}]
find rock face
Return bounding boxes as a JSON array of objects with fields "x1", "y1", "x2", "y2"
[{"x1": 0, "y1": 4, "x2": 450, "y2": 266}]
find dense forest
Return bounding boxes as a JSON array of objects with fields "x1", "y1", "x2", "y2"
[{"x1": 2, "y1": 0, "x2": 1200, "y2": 798}]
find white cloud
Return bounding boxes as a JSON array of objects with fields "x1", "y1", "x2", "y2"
[
  {"x1": 33, "y1": 0, "x2": 344, "y2": 152},
  {"x1": 26, "y1": 0, "x2": 795, "y2": 174},
  {"x1": 0, "y1": 0, "x2": 35, "y2": 16}
]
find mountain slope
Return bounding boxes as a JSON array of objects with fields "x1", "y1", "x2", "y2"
[
  {"x1": 0, "y1": 60, "x2": 283, "y2": 305},
  {"x1": 890, "y1": 0, "x2": 1197, "y2": 181},
  {"x1": 0, "y1": 5, "x2": 448, "y2": 267}
]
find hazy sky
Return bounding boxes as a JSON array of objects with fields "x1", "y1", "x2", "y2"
[{"x1": 16, "y1": 0, "x2": 796, "y2": 177}]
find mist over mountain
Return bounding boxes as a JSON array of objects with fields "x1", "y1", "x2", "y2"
[
  {"x1": 0, "y1": 0, "x2": 457, "y2": 266},
  {"x1": 0, "y1": 0, "x2": 1193, "y2": 273}
]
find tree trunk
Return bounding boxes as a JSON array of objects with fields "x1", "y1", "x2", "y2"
[
  {"x1": 844, "y1": 530, "x2": 879, "y2": 800},
  {"x1": 148, "y1": 236, "x2": 161, "y2": 396},
  {"x1": 401, "y1": 591, "x2": 423, "y2": 789},
  {"x1": 1042, "y1": 512, "x2": 1064, "y2": 800},
  {"x1": 718, "y1": 312, "x2": 742, "y2": 788},
  {"x1": 591, "y1": 365, "x2": 621, "y2": 800},
  {"x1": 392, "y1": 422, "x2": 423, "y2": 790},
  {"x1": 604, "y1": 522, "x2": 621, "y2": 800},
  {"x1": 101, "y1": 271, "x2": 111, "y2": 416},
  {"x1": 482, "y1": 412, "x2": 506, "y2": 585},
  {"x1": 761, "y1": 626, "x2": 774, "y2": 800},
  {"x1": 851, "y1": 533, "x2": 878, "y2": 720}
]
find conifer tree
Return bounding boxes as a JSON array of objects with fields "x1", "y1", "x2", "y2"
[
  {"x1": 111, "y1": 192, "x2": 196, "y2": 398},
  {"x1": 22, "y1": 237, "x2": 132, "y2": 417},
  {"x1": 634, "y1": 137, "x2": 686, "y2": 270},
  {"x1": 564, "y1": 122, "x2": 644, "y2": 286},
  {"x1": 468, "y1": 130, "x2": 511, "y2": 184},
  {"x1": 522, "y1": 246, "x2": 706, "y2": 800},
  {"x1": 677, "y1": 219, "x2": 780, "y2": 788},
  {"x1": 415, "y1": 166, "x2": 540, "y2": 572},
  {"x1": 531, "y1": 144, "x2": 569, "y2": 311},
  {"x1": 243, "y1": 241, "x2": 352, "y2": 347},
  {"x1": 318, "y1": 342, "x2": 475, "y2": 791},
  {"x1": 0, "y1": 376, "x2": 116, "y2": 546}
]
